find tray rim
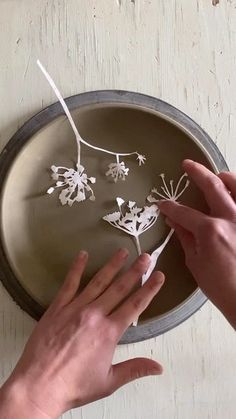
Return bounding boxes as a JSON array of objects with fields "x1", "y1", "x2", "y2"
[{"x1": 0, "y1": 89, "x2": 228, "y2": 344}]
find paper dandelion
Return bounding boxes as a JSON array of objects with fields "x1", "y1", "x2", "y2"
[
  {"x1": 47, "y1": 164, "x2": 96, "y2": 206},
  {"x1": 37, "y1": 60, "x2": 146, "y2": 205},
  {"x1": 105, "y1": 158, "x2": 129, "y2": 183},
  {"x1": 103, "y1": 198, "x2": 159, "y2": 255},
  {"x1": 143, "y1": 172, "x2": 190, "y2": 285},
  {"x1": 147, "y1": 173, "x2": 190, "y2": 203}
]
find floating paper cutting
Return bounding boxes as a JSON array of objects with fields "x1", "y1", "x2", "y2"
[
  {"x1": 47, "y1": 165, "x2": 96, "y2": 206},
  {"x1": 106, "y1": 159, "x2": 129, "y2": 183},
  {"x1": 147, "y1": 173, "x2": 190, "y2": 203},
  {"x1": 103, "y1": 198, "x2": 159, "y2": 255},
  {"x1": 143, "y1": 173, "x2": 190, "y2": 283},
  {"x1": 103, "y1": 173, "x2": 190, "y2": 326},
  {"x1": 37, "y1": 60, "x2": 146, "y2": 205}
]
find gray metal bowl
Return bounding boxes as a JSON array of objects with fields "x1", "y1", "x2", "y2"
[{"x1": 0, "y1": 90, "x2": 228, "y2": 344}]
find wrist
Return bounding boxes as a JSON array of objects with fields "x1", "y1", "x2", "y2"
[{"x1": 0, "y1": 376, "x2": 56, "y2": 419}]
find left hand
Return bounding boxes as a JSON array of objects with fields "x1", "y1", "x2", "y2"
[{"x1": 0, "y1": 250, "x2": 164, "y2": 419}]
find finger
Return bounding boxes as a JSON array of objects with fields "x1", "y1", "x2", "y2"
[
  {"x1": 110, "y1": 358, "x2": 163, "y2": 392},
  {"x1": 51, "y1": 251, "x2": 88, "y2": 310},
  {"x1": 111, "y1": 271, "x2": 165, "y2": 331},
  {"x1": 165, "y1": 218, "x2": 195, "y2": 251},
  {"x1": 91, "y1": 253, "x2": 151, "y2": 315},
  {"x1": 218, "y1": 171, "x2": 236, "y2": 201},
  {"x1": 158, "y1": 200, "x2": 207, "y2": 234},
  {"x1": 182, "y1": 159, "x2": 235, "y2": 217},
  {"x1": 76, "y1": 248, "x2": 129, "y2": 307}
]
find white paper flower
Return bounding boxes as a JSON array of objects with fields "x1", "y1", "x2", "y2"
[
  {"x1": 105, "y1": 161, "x2": 129, "y2": 182},
  {"x1": 147, "y1": 173, "x2": 190, "y2": 203},
  {"x1": 136, "y1": 154, "x2": 146, "y2": 166},
  {"x1": 38, "y1": 60, "x2": 147, "y2": 206},
  {"x1": 47, "y1": 164, "x2": 96, "y2": 206},
  {"x1": 103, "y1": 198, "x2": 159, "y2": 255}
]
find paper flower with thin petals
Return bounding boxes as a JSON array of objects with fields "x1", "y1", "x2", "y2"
[
  {"x1": 147, "y1": 173, "x2": 190, "y2": 203},
  {"x1": 105, "y1": 161, "x2": 129, "y2": 182},
  {"x1": 47, "y1": 164, "x2": 96, "y2": 206}
]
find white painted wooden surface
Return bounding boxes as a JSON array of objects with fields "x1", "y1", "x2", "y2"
[{"x1": 0, "y1": 1, "x2": 235, "y2": 418}]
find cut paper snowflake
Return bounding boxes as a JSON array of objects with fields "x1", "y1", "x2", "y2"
[
  {"x1": 37, "y1": 60, "x2": 146, "y2": 205},
  {"x1": 47, "y1": 164, "x2": 96, "y2": 206},
  {"x1": 147, "y1": 173, "x2": 190, "y2": 203},
  {"x1": 103, "y1": 198, "x2": 159, "y2": 255}
]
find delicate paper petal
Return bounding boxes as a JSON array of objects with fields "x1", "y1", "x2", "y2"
[
  {"x1": 89, "y1": 177, "x2": 96, "y2": 184},
  {"x1": 116, "y1": 197, "x2": 125, "y2": 207},
  {"x1": 147, "y1": 173, "x2": 190, "y2": 203},
  {"x1": 56, "y1": 181, "x2": 64, "y2": 187},
  {"x1": 48, "y1": 165, "x2": 96, "y2": 206},
  {"x1": 128, "y1": 201, "x2": 136, "y2": 208},
  {"x1": 106, "y1": 161, "x2": 129, "y2": 182},
  {"x1": 103, "y1": 211, "x2": 121, "y2": 222},
  {"x1": 137, "y1": 154, "x2": 146, "y2": 166},
  {"x1": 47, "y1": 187, "x2": 55, "y2": 194}
]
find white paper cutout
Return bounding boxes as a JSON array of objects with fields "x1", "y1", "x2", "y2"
[
  {"x1": 105, "y1": 160, "x2": 129, "y2": 182},
  {"x1": 143, "y1": 172, "x2": 190, "y2": 281},
  {"x1": 37, "y1": 60, "x2": 146, "y2": 205},
  {"x1": 147, "y1": 173, "x2": 190, "y2": 203},
  {"x1": 137, "y1": 154, "x2": 146, "y2": 166},
  {"x1": 47, "y1": 164, "x2": 96, "y2": 206},
  {"x1": 103, "y1": 198, "x2": 159, "y2": 255},
  {"x1": 103, "y1": 173, "x2": 190, "y2": 326}
]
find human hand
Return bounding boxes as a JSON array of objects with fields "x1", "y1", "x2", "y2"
[
  {"x1": 0, "y1": 250, "x2": 164, "y2": 419},
  {"x1": 158, "y1": 159, "x2": 236, "y2": 329}
]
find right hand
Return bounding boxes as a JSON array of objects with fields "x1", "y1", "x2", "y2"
[{"x1": 158, "y1": 159, "x2": 236, "y2": 329}]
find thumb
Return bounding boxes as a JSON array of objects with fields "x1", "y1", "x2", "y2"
[{"x1": 111, "y1": 357, "x2": 163, "y2": 391}]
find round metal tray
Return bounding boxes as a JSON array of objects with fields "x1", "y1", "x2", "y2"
[{"x1": 0, "y1": 90, "x2": 228, "y2": 344}]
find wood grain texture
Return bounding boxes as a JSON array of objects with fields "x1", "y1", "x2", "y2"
[{"x1": 0, "y1": 1, "x2": 235, "y2": 418}]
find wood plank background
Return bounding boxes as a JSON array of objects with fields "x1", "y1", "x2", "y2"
[{"x1": 0, "y1": 1, "x2": 235, "y2": 418}]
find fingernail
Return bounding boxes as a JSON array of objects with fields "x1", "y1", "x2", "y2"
[
  {"x1": 139, "y1": 253, "x2": 150, "y2": 264},
  {"x1": 183, "y1": 159, "x2": 194, "y2": 166},
  {"x1": 79, "y1": 250, "x2": 88, "y2": 259},
  {"x1": 152, "y1": 365, "x2": 163, "y2": 375},
  {"x1": 118, "y1": 248, "x2": 129, "y2": 259},
  {"x1": 153, "y1": 271, "x2": 165, "y2": 285}
]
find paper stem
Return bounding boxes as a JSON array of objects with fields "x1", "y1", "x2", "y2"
[
  {"x1": 37, "y1": 60, "x2": 139, "y2": 162},
  {"x1": 37, "y1": 60, "x2": 82, "y2": 167},
  {"x1": 134, "y1": 235, "x2": 142, "y2": 256}
]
